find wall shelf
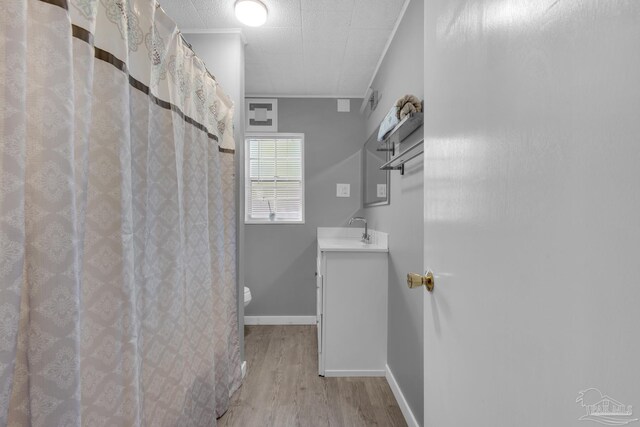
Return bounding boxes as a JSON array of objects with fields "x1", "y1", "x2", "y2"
[
  {"x1": 378, "y1": 111, "x2": 424, "y2": 152},
  {"x1": 380, "y1": 138, "x2": 424, "y2": 175}
]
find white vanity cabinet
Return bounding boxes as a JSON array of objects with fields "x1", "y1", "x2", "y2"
[{"x1": 316, "y1": 227, "x2": 388, "y2": 377}]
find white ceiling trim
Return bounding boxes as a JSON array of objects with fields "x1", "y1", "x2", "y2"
[
  {"x1": 181, "y1": 28, "x2": 248, "y2": 45},
  {"x1": 246, "y1": 93, "x2": 364, "y2": 99},
  {"x1": 360, "y1": 0, "x2": 412, "y2": 98}
]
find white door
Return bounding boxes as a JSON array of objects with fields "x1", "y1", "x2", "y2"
[{"x1": 422, "y1": 1, "x2": 640, "y2": 426}]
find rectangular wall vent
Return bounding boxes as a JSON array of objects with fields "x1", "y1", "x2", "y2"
[{"x1": 337, "y1": 99, "x2": 350, "y2": 112}]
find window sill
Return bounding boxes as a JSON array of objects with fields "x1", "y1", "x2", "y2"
[{"x1": 245, "y1": 219, "x2": 305, "y2": 225}]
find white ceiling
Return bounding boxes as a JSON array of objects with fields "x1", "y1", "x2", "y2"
[{"x1": 159, "y1": 0, "x2": 407, "y2": 97}]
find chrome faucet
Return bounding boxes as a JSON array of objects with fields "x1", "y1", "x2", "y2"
[{"x1": 348, "y1": 216, "x2": 371, "y2": 243}]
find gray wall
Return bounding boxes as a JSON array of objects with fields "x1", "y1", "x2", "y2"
[
  {"x1": 361, "y1": 0, "x2": 425, "y2": 423},
  {"x1": 245, "y1": 98, "x2": 365, "y2": 316},
  {"x1": 184, "y1": 32, "x2": 246, "y2": 361}
]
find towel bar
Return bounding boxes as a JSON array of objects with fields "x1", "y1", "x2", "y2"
[{"x1": 380, "y1": 138, "x2": 424, "y2": 175}]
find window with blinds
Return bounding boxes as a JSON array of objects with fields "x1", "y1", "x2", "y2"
[{"x1": 245, "y1": 134, "x2": 305, "y2": 223}]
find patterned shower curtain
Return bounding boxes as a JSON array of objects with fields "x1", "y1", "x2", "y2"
[{"x1": 0, "y1": 0, "x2": 242, "y2": 425}]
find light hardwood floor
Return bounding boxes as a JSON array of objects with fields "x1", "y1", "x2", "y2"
[{"x1": 218, "y1": 325, "x2": 407, "y2": 427}]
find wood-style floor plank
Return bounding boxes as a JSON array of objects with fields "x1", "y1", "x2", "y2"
[{"x1": 218, "y1": 325, "x2": 407, "y2": 427}]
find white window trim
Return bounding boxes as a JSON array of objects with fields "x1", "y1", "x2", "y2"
[{"x1": 244, "y1": 132, "x2": 305, "y2": 225}]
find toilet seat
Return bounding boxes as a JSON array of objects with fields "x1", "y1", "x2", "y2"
[{"x1": 243, "y1": 286, "x2": 252, "y2": 307}]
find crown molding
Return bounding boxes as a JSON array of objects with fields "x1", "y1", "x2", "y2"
[{"x1": 246, "y1": 94, "x2": 363, "y2": 99}]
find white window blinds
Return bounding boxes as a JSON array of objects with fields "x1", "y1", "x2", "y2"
[{"x1": 245, "y1": 134, "x2": 304, "y2": 223}]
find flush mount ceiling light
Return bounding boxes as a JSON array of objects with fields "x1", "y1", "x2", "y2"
[{"x1": 235, "y1": 0, "x2": 268, "y2": 27}]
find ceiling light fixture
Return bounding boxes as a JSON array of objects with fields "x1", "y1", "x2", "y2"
[{"x1": 235, "y1": 0, "x2": 268, "y2": 27}]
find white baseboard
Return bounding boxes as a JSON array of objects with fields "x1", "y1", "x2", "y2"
[
  {"x1": 323, "y1": 369, "x2": 385, "y2": 377},
  {"x1": 386, "y1": 364, "x2": 420, "y2": 427},
  {"x1": 241, "y1": 361, "x2": 247, "y2": 378},
  {"x1": 244, "y1": 316, "x2": 316, "y2": 325}
]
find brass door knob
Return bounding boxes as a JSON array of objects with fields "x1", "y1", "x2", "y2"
[{"x1": 407, "y1": 271, "x2": 434, "y2": 292}]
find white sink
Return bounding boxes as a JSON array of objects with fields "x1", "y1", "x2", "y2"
[{"x1": 317, "y1": 227, "x2": 388, "y2": 253}]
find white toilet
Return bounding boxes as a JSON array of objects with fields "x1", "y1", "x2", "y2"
[{"x1": 243, "y1": 286, "x2": 252, "y2": 307}]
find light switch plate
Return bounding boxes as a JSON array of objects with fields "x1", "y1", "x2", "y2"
[
  {"x1": 336, "y1": 183, "x2": 350, "y2": 198},
  {"x1": 377, "y1": 184, "x2": 387, "y2": 198}
]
